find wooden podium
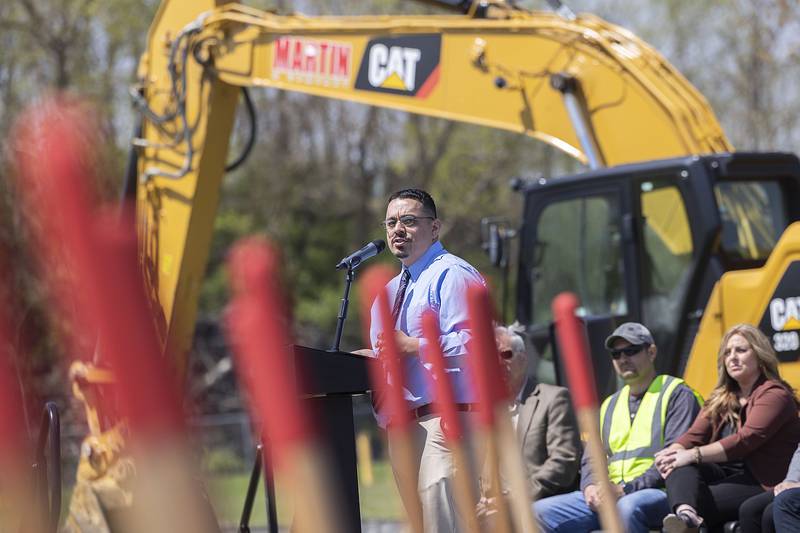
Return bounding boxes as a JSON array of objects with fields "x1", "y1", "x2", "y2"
[{"x1": 293, "y1": 345, "x2": 376, "y2": 532}]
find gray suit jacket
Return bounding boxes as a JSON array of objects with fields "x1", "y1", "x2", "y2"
[
  {"x1": 483, "y1": 380, "x2": 582, "y2": 501},
  {"x1": 517, "y1": 381, "x2": 581, "y2": 500}
]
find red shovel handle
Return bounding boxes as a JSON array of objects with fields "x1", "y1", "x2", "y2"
[{"x1": 552, "y1": 292, "x2": 598, "y2": 410}]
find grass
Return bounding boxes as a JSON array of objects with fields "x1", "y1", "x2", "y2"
[
  {"x1": 57, "y1": 453, "x2": 403, "y2": 528},
  {"x1": 207, "y1": 459, "x2": 404, "y2": 528}
]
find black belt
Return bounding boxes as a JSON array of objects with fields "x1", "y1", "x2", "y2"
[{"x1": 412, "y1": 403, "x2": 479, "y2": 419}]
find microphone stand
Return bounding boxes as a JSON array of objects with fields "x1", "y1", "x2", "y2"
[{"x1": 331, "y1": 263, "x2": 354, "y2": 352}]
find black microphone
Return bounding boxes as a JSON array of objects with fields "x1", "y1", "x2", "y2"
[{"x1": 336, "y1": 240, "x2": 386, "y2": 270}]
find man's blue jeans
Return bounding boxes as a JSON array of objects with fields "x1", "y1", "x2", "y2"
[
  {"x1": 774, "y1": 487, "x2": 800, "y2": 532},
  {"x1": 533, "y1": 488, "x2": 669, "y2": 533}
]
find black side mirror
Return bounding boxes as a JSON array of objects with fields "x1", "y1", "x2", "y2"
[{"x1": 481, "y1": 217, "x2": 516, "y2": 268}]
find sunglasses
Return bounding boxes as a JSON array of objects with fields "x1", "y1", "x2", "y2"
[{"x1": 609, "y1": 344, "x2": 649, "y2": 360}]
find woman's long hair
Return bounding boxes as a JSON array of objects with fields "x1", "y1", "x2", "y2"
[{"x1": 703, "y1": 324, "x2": 796, "y2": 427}]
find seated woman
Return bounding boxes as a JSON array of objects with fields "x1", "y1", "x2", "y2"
[{"x1": 654, "y1": 324, "x2": 800, "y2": 533}]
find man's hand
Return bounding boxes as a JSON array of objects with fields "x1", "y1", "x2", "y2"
[
  {"x1": 394, "y1": 331, "x2": 420, "y2": 356},
  {"x1": 351, "y1": 348, "x2": 376, "y2": 358},
  {"x1": 583, "y1": 483, "x2": 624, "y2": 511},
  {"x1": 376, "y1": 331, "x2": 420, "y2": 356},
  {"x1": 775, "y1": 480, "x2": 800, "y2": 496},
  {"x1": 583, "y1": 484, "x2": 602, "y2": 511}
]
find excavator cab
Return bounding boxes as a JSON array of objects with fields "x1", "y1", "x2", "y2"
[{"x1": 515, "y1": 152, "x2": 800, "y2": 398}]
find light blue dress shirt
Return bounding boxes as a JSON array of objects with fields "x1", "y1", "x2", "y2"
[{"x1": 370, "y1": 241, "x2": 485, "y2": 419}]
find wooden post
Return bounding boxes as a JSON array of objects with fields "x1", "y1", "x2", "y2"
[
  {"x1": 359, "y1": 267, "x2": 424, "y2": 533},
  {"x1": 422, "y1": 311, "x2": 480, "y2": 533},
  {"x1": 13, "y1": 97, "x2": 218, "y2": 533},
  {"x1": 466, "y1": 284, "x2": 539, "y2": 533},
  {"x1": 228, "y1": 239, "x2": 344, "y2": 533},
  {"x1": 552, "y1": 292, "x2": 623, "y2": 533}
]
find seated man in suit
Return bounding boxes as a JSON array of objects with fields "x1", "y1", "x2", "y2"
[{"x1": 478, "y1": 325, "x2": 582, "y2": 516}]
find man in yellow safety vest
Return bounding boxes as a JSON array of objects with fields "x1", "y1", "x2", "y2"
[{"x1": 534, "y1": 322, "x2": 703, "y2": 533}]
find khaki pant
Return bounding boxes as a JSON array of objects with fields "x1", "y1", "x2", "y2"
[{"x1": 389, "y1": 412, "x2": 485, "y2": 533}]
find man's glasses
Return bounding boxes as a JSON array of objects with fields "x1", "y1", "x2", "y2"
[
  {"x1": 609, "y1": 344, "x2": 649, "y2": 360},
  {"x1": 381, "y1": 215, "x2": 434, "y2": 230}
]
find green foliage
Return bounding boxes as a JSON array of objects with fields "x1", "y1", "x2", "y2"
[
  {"x1": 202, "y1": 447, "x2": 246, "y2": 474},
  {"x1": 206, "y1": 459, "x2": 403, "y2": 527},
  {"x1": 200, "y1": 210, "x2": 259, "y2": 313}
]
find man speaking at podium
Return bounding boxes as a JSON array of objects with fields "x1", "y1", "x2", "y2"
[{"x1": 368, "y1": 188, "x2": 485, "y2": 532}]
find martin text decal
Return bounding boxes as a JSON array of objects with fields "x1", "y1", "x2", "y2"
[
  {"x1": 272, "y1": 37, "x2": 352, "y2": 88},
  {"x1": 759, "y1": 261, "x2": 800, "y2": 362},
  {"x1": 355, "y1": 35, "x2": 441, "y2": 98}
]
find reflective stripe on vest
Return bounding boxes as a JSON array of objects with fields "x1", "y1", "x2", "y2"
[{"x1": 599, "y1": 375, "x2": 684, "y2": 484}]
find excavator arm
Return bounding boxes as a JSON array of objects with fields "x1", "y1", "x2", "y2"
[{"x1": 134, "y1": 0, "x2": 731, "y2": 378}]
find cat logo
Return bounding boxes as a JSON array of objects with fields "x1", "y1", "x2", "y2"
[
  {"x1": 759, "y1": 261, "x2": 800, "y2": 361},
  {"x1": 368, "y1": 45, "x2": 421, "y2": 91},
  {"x1": 355, "y1": 35, "x2": 440, "y2": 98},
  {"x1": 770, "y1": 297, "x2": 800, "y2": 332}
]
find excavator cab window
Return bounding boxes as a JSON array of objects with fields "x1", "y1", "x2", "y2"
[
  {"x1": 521, "y1": 186, "x2": 627, "y2": 389},
  {"x1": 530, "y1": 192, "x2": 626, "y2": 325},
  {"x1": 714, "y1": 180, "x2": 788, "y2": 263},
  {"x1": 638, "y1": 178, "x2": 693, "y2": 365},
  {"x1": 634, "y1": 175, "x2": 695, "y2": 372}
]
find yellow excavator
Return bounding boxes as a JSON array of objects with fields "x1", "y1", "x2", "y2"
[{"x1": 64, "y1": 0, "x2": 800, "y2": 529}]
